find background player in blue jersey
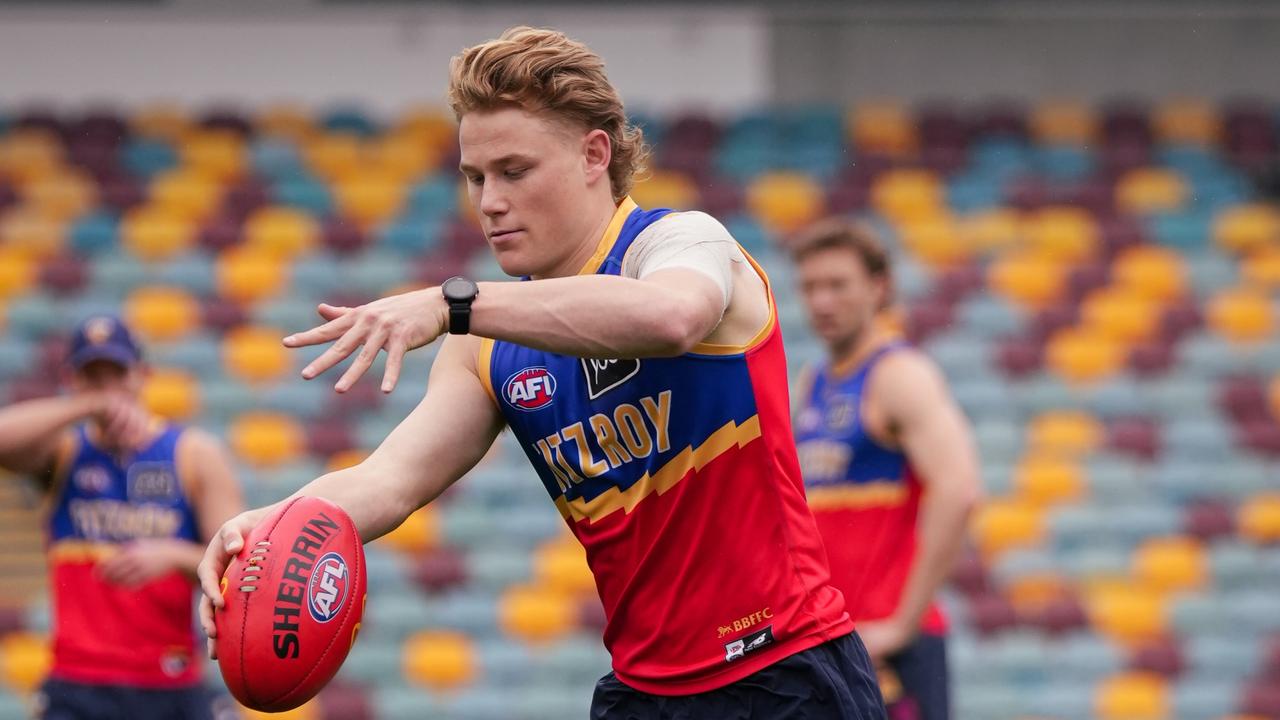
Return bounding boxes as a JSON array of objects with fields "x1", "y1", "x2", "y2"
[
  {"x1": 790, "y1": 219, "x2": 982, "y2": 720},
  {"x1": 0, "y1": 315, "x2": 243, "y2": 720}
]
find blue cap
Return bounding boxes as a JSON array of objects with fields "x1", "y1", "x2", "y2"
[{"x1": 67, "y1": 314, "x2": 143, "y2": 370}]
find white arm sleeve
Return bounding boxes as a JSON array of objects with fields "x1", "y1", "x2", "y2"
[{"x1": 620, "y1": 211, "x2": 745, "y2": 312}]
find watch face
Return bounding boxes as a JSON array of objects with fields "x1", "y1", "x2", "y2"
[{"x1": 442, "y1": 276, "x2": 478, "y2": 301}]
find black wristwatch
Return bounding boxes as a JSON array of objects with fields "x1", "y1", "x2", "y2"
[{"x1": 441, "y1": 276, "x2": 480, "y2": 335}]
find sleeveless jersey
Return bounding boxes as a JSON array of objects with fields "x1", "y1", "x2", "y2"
[
  {"x1": 479, "y1": 198, "x2": 852, "y2": 695},
  {"x1": 794, "y1": 343, "x2": 947, "y2": 634},
  {"x1": 46, "y1": 424, "x2": 203, "y2": 687}
]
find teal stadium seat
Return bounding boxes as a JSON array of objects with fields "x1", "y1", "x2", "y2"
[
  {"x1": 1171, "y1": 677, "x2": 1240, "y2": 720},
  {"x1": 377, "y1": 213, "x2": 444, "y2": 256},
  {"x1": 272, "y1": 175, "x2": 333, "y2": 216},
  {"x1": 956, "y1": 296, "x2": 1023, "y2": 338},
  {"x1": 122, "y1": 138, "x2": 178, "y2": 178},
  {"x1": 0, "y1": 339, "x2": 33, "y2": 380},
  {"x1": 69, "y1": 211, "x2": 119, "y2": 256},
  {"x1": 467, "y1": 549, "x2": 534, "y2": 593},
  {"x1": 250, "y1": 138, "x2": 307, "y2": 181},
  {"x1": 405, "y1": 175, "x2": 459, "y2": 218},
  {"x1": 373, "y1": 687, "x2": 443, "y2": 720},
  {"x1": 1031, "y1": 145, "x2": 1094, "y2": 180},
  {"x1": 1147, "y1": 209, "x2": 1213, "y2": 251}
]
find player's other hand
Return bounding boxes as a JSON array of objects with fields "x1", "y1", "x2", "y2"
[
  {"x1": 282, "y1": 288, "x2": 448, "y2": 394},
  {"x1": 97, "y1": 539, "x2": 189, "y2": 588},
  {"x1": 96, "y1": 394, "x2": 151, "y2": 452},
  {"x1": 197, "y1": 506, "x2": 273, "y2": 660},
  {"x1": 857, "y1": 618, "x2": 914, "y2": 661}
]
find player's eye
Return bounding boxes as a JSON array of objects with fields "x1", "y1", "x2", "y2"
[
  {"x1": 504, "y1": 168, "x2": 528, "y2": 180},
  {"x1": 467, "y1": 174, "x2": 485, "y2": 186}
]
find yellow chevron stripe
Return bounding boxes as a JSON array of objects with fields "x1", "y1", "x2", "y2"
[
  {"x1": 48, "y1": 540, "x2": 119, "y2": 562},
  {"x1": 806, "y1": 482, "x2": 908, "y2": 510},
  {"x1": 559, "y1": 415, "x2": 763, "y2": 524}
]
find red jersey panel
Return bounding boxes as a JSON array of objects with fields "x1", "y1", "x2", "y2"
[{"x1": 480, "y1": 199, "x2": 852, "y2": 695}]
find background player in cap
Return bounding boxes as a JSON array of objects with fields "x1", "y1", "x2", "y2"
[{"x1": 0, "y1": 314, "x2": 243, "y2": 720}]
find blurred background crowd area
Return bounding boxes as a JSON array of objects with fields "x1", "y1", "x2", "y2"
[{"x1": 0, "y1": 2, "x2": 1278, "y2": 719}]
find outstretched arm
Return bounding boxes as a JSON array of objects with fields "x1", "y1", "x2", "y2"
[
  {"x1": 284, "y1": 268, "x2": 726, "y2": 393},
  {"x1": 197, "y1": 335, "x2": 504, "y2": 656}
]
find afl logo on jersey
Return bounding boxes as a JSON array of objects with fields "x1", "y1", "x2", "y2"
[
  {"x1": 503, "y1": 367, "x2": 557, "y2": 411},
  {"x1": 307, "y1": 552, "x2": 349, "y2": 623}
]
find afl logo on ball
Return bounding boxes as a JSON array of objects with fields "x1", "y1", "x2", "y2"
[
  {"x1": 307, "y1": 552, "x2": 349, "y2": 623},
  {"x1": 503, "y1": 367, "x2": 556, "y2": 411}
]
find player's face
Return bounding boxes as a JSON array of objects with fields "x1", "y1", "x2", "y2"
[
  {"x1": 70, "y1": 360, "x2": 142, "y2": 396},
  {"x1": 796, "y1": 247, "x2": 885, "y2": 349},
  {"x1": 458, "y1": 106, "x2": 601, "y2": 278}
]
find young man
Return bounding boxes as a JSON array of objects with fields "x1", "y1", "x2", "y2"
[
  {"x1": 199, "y1": 26, "x2": 886, "y2": 719},
  {"x1": 0, "y1": 314, "x2": 243, "y2": 720},
  {"x1": 790, "y1": 219, "x2": 982, "y2": 720}
]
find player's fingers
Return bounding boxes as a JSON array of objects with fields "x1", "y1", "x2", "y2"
[
  {"x1": 381, "y1": 336, "x2": 409, "y2": 393},
  {"x1": 199, "y1": 595, "x2": 217, "y2": 640},
  {"x1": 335, "y1": 325, "x2": 389, "y2": 393},
  {"x1": 282, "y1": 311, "x2": 356, "y2": 349},
  {"x1": 316, "y1": 303, "x2": 351, "y2": 321},
  {"x1": 299, "y1": 317, "x2": 372, "y2": 380},
  {"x1": 207, "y1": 637, "x2": 217, "y2": 661}
]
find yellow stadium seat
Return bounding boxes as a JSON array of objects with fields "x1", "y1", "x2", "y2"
[
  {"x1": 0, "y1": 631, "x2": 49, "y2": 693},
  {"x1": 1030, "y1": 100, "x2": 1096, "y2": 145},
  {"x1": 1080, "y1": 287, "x2": 1162, "y2": 344},
  {"x1": 0, "y1": 248, "x2": 37, "y2": 299},
  {"x1": 1007, "y1": 573, "x2": 1069, "y2": 615},
  {"x1": 1214, "y1": 204, "x2": 1280, "y2": 255},
  {"x1": 870, "y1": 169, "x2": 943, "y2": 224},
  {"x1": 746, "y1": 172, "x2": 825, "y2": 235},
  {"x1": 241, "y1": 701, "x2": 319, "y2": 720},
  {"x1": 0, "y1": 129, "x2": 64, "y2": 184},
  {"x1": 131, "y1": 104, "x2": 191, "y2": 140},
  {"x1": 216, "y1": 248, "x2": 289, "y2": 305},
  {"x1": 370, "y1": 132, "x2": 440, "y2": 181},
  {"x1": 1115, "y1": 168, "x2": 1189, "y2": 215},
  {"x1": 1014, "y1": 455, "x2": 1087, "y2": 507},
  {"x1": 533, "y1": 538, "x2": 596, "y2": 597},
  {"x1": 1111, "y1": 245, "x2": 1188, "y2": 302},
  {"x1": 1153, "y1": 99, "x2": 1220, "y2": 145},
  {"x1": 1238, "y1": 493, "x2": 1280, "y2": 544},
  {"x1": 402, "y1": 631, "x2": 476, "y2": 690},
  {"x1": 243, "y1": 206, "x2": 319, "y2": 260},
  {"x1": 1095, "y1": 672, "x2": 1169, "y2": 720},
  {"x1": 971, "y1": 499, "x2": 1045, "y2": 558},
  {"x1": 257, "y1": 104, "x2": 316, "y2": 141},
  {"x1": 1046, "y1": 327, "x2": 1126, "y2": 384},
  {"x1": 228, "y1": 411, "x2": 304, "y2": 467},
  {"x1": 326, "y1": 449, "x2": 369, "y2": 474},
  {"x1": 394, "y1": 107, "x2": 456, "y2": 153},
  {"x1": 124, "y1": 285, "x2": 199, "y2": 342},
  {"x1": 498, "y1": 585, "x2": 577, "y2": 643},
  {"x1": 334, "y1": 172, "x2": 407, "y2": 230},
  {"x1": 304, "y1": 133, "x2": 363, "y2": 182},
  {"x1": 1207, "y1": 288, "x2": 1274, "y2": 344},
  {"x1": 1027, "y1": 411, "x2": 1103, "y2": 457},
  {"x1": 23, "y1": 169, "x2": 97, "y2": 220},
  {"x1": 377, "y1": 507, "x2": 439, "y2": 555},
  {"x1": 0, "y1": 209, "x2": 66, "y2": 260},
  {"x1": 140, "y1": 368, "x2": 201, "y2": 421},
  {"x1": 987, "y1": 251, "x2": 1069, "y2": 308},
  {"x1": 149, "y1": 169, "x2": 223, "y2": 221},
  {"x1": 120, "y1": 206, "x2": 196, "y2": 262},
  {"x1": 1023, "y1": 206, "x2": 1100, "y2": 263},
  {"x1": 630, "y1": 170, "x2": 699, "y2": 211},
  {"x1": 223, "y1": 325, "x2": 292, "y2": 383},
  {"x1": 898, "y1": 216, "x2": 970, "y2": 267},
  {"x1": 1132, "y1": 536, "x2": 1207, "y2": 594},
  {"x1": 1241, "y1": 245, "x2": 1280, "y2": 289},
  {"x1": 1085, "y1": 583, "x2": 1167, "y2": 644},
  {"x1": 959, "y1": 208, "x2": 1021, "y2": 254},
  {"x1": 180, "y1": 129, "x2": 246, "y2": 182},
  {"x1": 848, "y1": 103, "x2": 918, "y2": 157}
]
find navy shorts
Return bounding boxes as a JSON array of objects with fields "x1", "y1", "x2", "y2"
[
  {"x1": 884, "y1": 632, "x2": 949, "y2": 720},
  {"x1": 590, "y1": 632, "x2": 888, "y2": 720},
  {"x1": 36, "y1": 678, "x2": 238, "y2": 720}
]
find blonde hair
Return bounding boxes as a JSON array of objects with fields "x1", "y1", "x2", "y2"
[{"x1": 448, "y1": 26, "x2": 649, "y2": 200}]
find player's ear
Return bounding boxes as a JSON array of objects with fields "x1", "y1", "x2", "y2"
[{"x1": 582, "y1": 129, "x2": 611, "y2": 185}]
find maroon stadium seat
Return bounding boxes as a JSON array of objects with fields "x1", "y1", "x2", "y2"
[
  {"x1": 198, "y1": 214, "x2": 243, "y2": 253},
  {"x1": 1218, "y1": 376, "x2": 1270, "y2": 424},
  {"x1": 200, "y1": 297, "x2": 248, "y2": 334},
  {"x1": 1128, "y1": 637, "x2": 1185, "y2": 678},
  {"x1": 319, "y1": 681, "x2": 374, "y2": 720},
  {"x1": 1182, "y1": 499, "x2": 1236, "y2": 541},
  {"x1": 1129, "y1": 341, "x2": 1176, "y2": 378},
  {"x1": 307, "y1": 417, "x2": 355, "y2": 458},
  {"x1": 411, "y1": 546, "x2": 468, "y2": 593},
  {"x1": 995, "y1": 336, "x2": 1043, "y2": 378},
  {"x1": 98, "y1": 173, "x2": 146, "y2": 212},
  {"x1": 320, "y1": 216, "x2": 366, "y2": 255},
  {"x1": 40, "y1": 254, "x2": 89, "y2": 297},
  {"x1": 578, "y1": 597, "x2": 608, "y2": 634},
  {"x1": 966, "y1": 591, "x2": 1018, "y2": 637},
  {"x1": 1109, "y1": 417, "x2": 1161, "y2": 460}
]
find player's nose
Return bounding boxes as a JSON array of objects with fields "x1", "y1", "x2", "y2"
[{"x1": 479, "y1": 184, "x2": 509, "y2": 217}]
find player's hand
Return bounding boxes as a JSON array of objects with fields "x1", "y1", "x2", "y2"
[
  {"x1": 197, "y1": 506, "x2": 273, "y2": 660},
  {"x1": 97, "y1": 539, "x2": 189, "y2": 587},
  {"x1": 282, "y1": 288, "x2": 449, "y2": 394},
  {"x1": 857, "y1": 618, "x2": 914, "y2": 661},
  {"x1": 98, "y1": 394, "x2": 151, "y2": 451}
]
